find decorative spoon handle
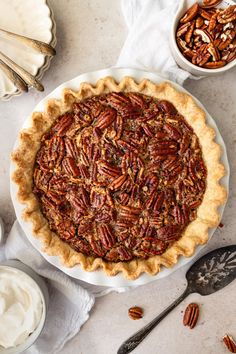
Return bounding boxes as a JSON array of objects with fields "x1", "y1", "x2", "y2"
[
  {"x1": 0, "y1": 51, "x2": 44, "y2": 91},
  {"x1": 0, "y1": 28, "x2": 56, "y2": 56},
  {"x1": 117, "y1": 288, "x2": 190, "y2": 354},
  {"x1": 0, "y1": 59, "x2": 28, "y2": 92}
]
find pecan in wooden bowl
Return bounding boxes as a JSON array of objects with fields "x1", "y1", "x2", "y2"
[{"x1": 170, "y1": 0, "x2": 236, "y2": 76}]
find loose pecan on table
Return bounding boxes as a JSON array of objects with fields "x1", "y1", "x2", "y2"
[
  {"x1": 128, "y1": 306, "x2": 144, "y2": 320},
  {"x1": 176, "y1": 2, "x2": 236, "y2": 68},
  {"x1": 183, "y1": 303, "x2": 199, "y2": 329},
  {"x1": 223, "y1": 334, "x2": 236, "y2": 353}
]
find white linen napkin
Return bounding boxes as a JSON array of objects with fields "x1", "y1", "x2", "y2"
[
  {"x1": 117, "y1": 0, "x2": 193, "y2": 85},
  {"x1": 0, "y1": 221, "x2": 128, "y2": 354}
]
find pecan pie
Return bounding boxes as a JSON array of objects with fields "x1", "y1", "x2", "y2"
[{"x1": 12, "y1": 77, "x2": 226, "y2": 279}]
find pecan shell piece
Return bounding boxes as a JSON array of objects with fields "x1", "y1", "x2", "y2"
[{"x1": 183, "y1": 303, "x2": 199, "y2": 329}]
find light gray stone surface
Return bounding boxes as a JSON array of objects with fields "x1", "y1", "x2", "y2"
[{"x1": 0, "y1": 1, "x2": 235, "y2": 353}]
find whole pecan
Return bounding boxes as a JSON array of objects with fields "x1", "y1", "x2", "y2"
[
  {"x1": 223, "y1": 334, "x2": 236, "y2": 353},
  {"x1": 180, "y1": 3, "x2": 199, "y2": 24},
  {"x1": 128, "y1": 306, "x2": 143, "y2": 320},
  {"x1": 95, "y1": 107, "x2": 116, "y2": 129},
  {"x1": 199, "y1": 7, "x2": 212, "y2": 20},
  {"x1": 64, "y1": 137, "x2": 79, "y2": 160},
  {"x1": 177, "y1": 22, "x2": 191, "y2": 37},
  {"x1": 208, "y1": 13, "x2": 218, "y2": 31},
  {"x1": 163, "y1": 123, "x2": 182, "y2": 140},
  {"x1": 98, "y1": 160, "x2": 121, "y2": 178},
  {"x1": 196, "y1": 16, "x2": 204, "y2": 28},
  {"x1": 203, "y1": 59, "x2": 226, "y2": 68},
  {"x1": 185, "y1": 20, "x2": 196, "y2": 43},
  {"x1": 183, "y1": 303, "x2": 199, "y2": 329},
  {"x1": 52, "y1": 113, "x2": 73, "y2": 136},
  {"x1": 129, "y1": 92, "x2": 147, "y2": 108},
  {"x1": 207, "y1": 42, "x2": 220, "y2": 61},
  {"x1": 62, "y1": 157, "x2": 80, "y2": 177},
  {"x1": 218, "y1": 5, "x2": 236, "y2": 24},
  {"x1": 194, "y1": 29, "x2": 213, "y2": 43},
  {"x1": 97, "y1": 224, "x2": 116, "y2": 249},
  {"x1": 156, "y1": 225, "x2": 182, "y2": 241},
  {"x1": 158, "y1": 100, "x2": 177, "y2": 115},
  {"x1": 109, "y1": 174, "x2": 127, "y2": 190},
  {"x1": 173, "y1": 204, "x2": 189, "y2": 224},
  {"x1": 192, "y1": 44, "x2": 211, "y2": 66},
  {"x1": 202, "y1": 0, "x2": 222, "y2": 9}
]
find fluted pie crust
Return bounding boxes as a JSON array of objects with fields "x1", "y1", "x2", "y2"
[{"x1": 11, "y1": 77, "x2": 226, "y2": 280}]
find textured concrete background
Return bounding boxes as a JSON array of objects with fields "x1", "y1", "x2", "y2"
[{"x1": 0, "y1": 1, "x2": 235, "y2": 353}]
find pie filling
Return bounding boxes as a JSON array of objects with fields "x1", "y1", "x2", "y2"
[{"x1": 33, "y1": 92, "x2": 207, "y2": 262}]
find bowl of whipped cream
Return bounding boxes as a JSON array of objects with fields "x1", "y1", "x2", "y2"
[{"x1": 0, "y1": 260, "x2": 48, "y2": 353}]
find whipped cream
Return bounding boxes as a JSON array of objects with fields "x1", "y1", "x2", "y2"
[{"x1": 0, "y1": 266, "x2": 43, "y2": 349}]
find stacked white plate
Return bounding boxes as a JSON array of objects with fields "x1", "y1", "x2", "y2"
[{"x1": 0, "y1": 0, "x2": 56, "y2": 100}]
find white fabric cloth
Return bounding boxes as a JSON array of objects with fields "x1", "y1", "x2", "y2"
[
  {"x1": 117, "y1": 0, "x2": 192, "y2": 85},
  {"x1": 0, "y1": 222, "x2": 128, "y2": 354}
]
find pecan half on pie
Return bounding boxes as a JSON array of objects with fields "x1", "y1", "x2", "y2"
[{"x1": 12, "y1": 77, "x2": 226, "y2": 279}]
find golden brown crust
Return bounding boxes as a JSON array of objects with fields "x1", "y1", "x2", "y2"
[{"x1": 11, "y1": 77, "x2": 227, "y2": 280}]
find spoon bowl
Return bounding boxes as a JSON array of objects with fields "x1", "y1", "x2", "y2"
[{"x1": 186, "y1": 245, "x2": 236, "y2": 296}]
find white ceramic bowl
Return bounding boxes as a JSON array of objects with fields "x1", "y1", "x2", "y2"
[
  {"x1": 170, "y1": 0, "x2": 236, "y2": 76},
  {"x1": 0, "y1": 260, "x2": 48, "y2": 354}
]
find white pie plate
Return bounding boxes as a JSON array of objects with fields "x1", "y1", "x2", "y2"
[
  {"x1": 0, "y1": 0, "x2": 56, "y2": 101},
  {"x1": 10, "y1": 68, "x2": 229, "y2": 287}
]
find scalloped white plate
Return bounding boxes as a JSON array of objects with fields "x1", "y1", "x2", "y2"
[
  {"x1": 0, "y1": 0, "x2": 56, "y2": 101},
  {"x1": 10, "y1": 68, "x2": 229, "y2": 287}
]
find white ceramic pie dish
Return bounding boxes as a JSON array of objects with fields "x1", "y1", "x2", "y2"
[
  {"x1": 0, "y1": 0, "x2": 56, "y2": 101},
  {"x1": 10, "y1": 67, "x2": 229, "y2": 287},
  {"x1": 170, "y1": 0, "x2": 236, "y2": 76},
  {"x1": 0, "y1": 260, "x2": 48, "y2": 354}
]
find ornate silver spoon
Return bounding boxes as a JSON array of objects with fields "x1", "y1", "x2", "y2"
[
  {"x1": 118, "y1": 245, "x2": 236, "y2": 354},
  {"x1": 0, "y1": 51, "x2": 44, "y2": 92},
  {"x1": 0, "y1": 28, "x2": 56, "y2": 56},
  {"x1": 0, "y1": 59, "x2": 28, "y2": 92}
]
